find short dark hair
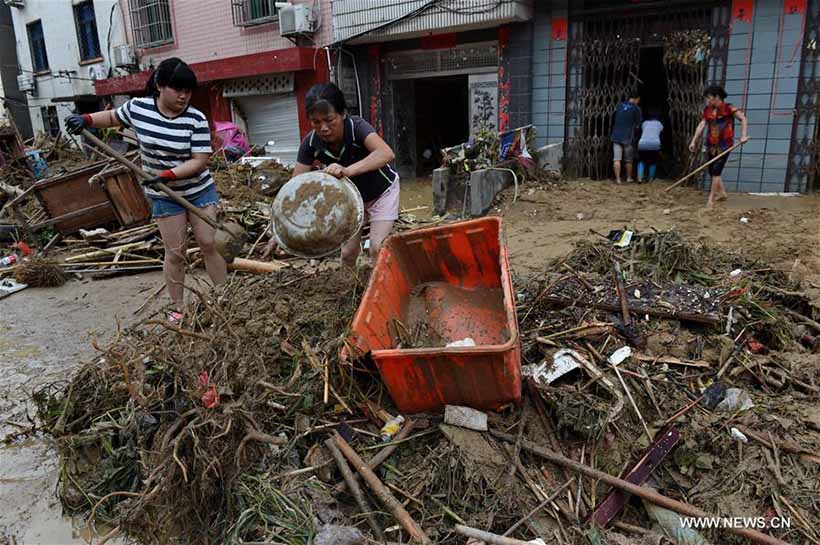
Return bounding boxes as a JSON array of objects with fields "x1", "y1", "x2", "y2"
[
  {"x1": 305, "y1": 82, "x2": 347, "y2": 116},
  {"x1": 144, "y1": 58, "x2": 197, "y2": 96},
  {"x1": 703, "y1": 85, "x2": 727, "y2": 99},
  {"x1": 628, "y1": 89, "x2": 640, "y2": 99}
]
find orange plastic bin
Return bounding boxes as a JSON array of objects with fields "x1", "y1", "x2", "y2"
[{"x1": 349, "y1": 217, "x2": 521, "y2": 413}]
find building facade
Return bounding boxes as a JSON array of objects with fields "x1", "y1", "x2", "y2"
[
  {"x1": 532, "y1": 0, "x2": 819, "y2": 193},
  {"x1": 331, "y1": 0, "x2": 534, "y2": 179},
  {"x1": 92, "y1": 0, "x2": 332, "y2": 165},
  {"x1": 8, "y1": 0, "x2": 126, "y2": 137},
  {"x1": 0, "y1": 2, "x2": 33, "y2": 139}
]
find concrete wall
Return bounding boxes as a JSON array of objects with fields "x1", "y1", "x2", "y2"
[
  {"x1": 0, "y1": 4, "x2": 32, "y2": 138},
  {"x1": 119, "y1": 0, "x2": 330, "y2": 69},
  {"x1": 10, "y1": 0, "x2": 126, "y2": 134},
  {"x1": 531, "y1": 0, "x2": 567, "y2": 150},
  {"x1": 715, "y1": 0, "x2": 804, "y2": 192}
]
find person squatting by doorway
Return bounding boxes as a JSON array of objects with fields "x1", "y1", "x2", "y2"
[
  {"x1": 65, "y1": 58, "x2": 226, "y2": 322},
  {"x1": 688, "y1": 84, "x2": 749, "y2": 207},
  {"x1": 611, "y1": 90, "x2": 642, "y2": 184},
  {"x1": 637, "y1": 108, "x2": 663, "y2": 182}
]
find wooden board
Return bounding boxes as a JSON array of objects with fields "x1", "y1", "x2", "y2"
[{"x1": 102, "y1": 166, "x2": 151, "y2": 227}]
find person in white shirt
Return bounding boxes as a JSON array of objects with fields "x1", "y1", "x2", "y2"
[{"x1": 637, "y1": 109, "x2": 663, "y2": 182}]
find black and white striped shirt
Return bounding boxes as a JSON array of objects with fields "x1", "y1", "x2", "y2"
[{"x1": 115, "y1": 97, "x2": 214, "y2": 200}]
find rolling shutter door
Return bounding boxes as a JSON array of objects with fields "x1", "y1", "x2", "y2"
[{"x1": 234, "y1": 94, "x2": 301, "y2": 166}]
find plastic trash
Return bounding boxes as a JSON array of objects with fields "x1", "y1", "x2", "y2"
[
  {"x1": 444, "y1": 405, "x2": 488, "y2": 431},
  {"x1": 715, "y1": 388, "x2": 755, "y2": 413},
  {"x1": 379, "y1": 415, "x2": 405, "y2": 442},
  {"x1": 644, "y1": 500, "x2": 711, "y2": 545},
  {"x1": 740, "y1": 217, "x2": 750, "y2": 224},
  {"x1": 314, "y1": 524, "x2": 366, "y2": 545},
  {"x1": 730, "y1": 427, "x2": 749, "y2": 443},
  {"x1": 730, "y1": 268, "x2": 742, "y2": 277},
  {"x1": 612, "y1": 230, "x2": 634, "y2": 248},
  {"x1": 608, "y1": 346, "x2": 632, "y2": 366},
  {"x1": 522, "y1": 349, "x2": 583, "y2": 385},
  {"x1": 702, "y1": 382, "x2": 728, "y2": 410},
  {"x1": 446, "y1": 337, "x2": 476, "y2": 348},
  {"x1": 0, "y1": 254, "x2": 17, "y2": 267},
  {"x1": 634, "y1": 289, "x2": 641, "y2": 299}
]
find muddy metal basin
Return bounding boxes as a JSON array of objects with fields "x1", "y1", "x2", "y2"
[{"x1": 271, "y1": 171, "x2": 364, "y2": 259}]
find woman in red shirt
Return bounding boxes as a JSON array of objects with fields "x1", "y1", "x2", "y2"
[{"x1": 689, "y1": 85, "x2": 749, "y2": 207}]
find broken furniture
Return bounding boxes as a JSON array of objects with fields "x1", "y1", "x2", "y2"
[{"x1": 31, "y1": 159, "x2": 151, "y2": 235}]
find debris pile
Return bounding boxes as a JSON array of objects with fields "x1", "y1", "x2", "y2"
[{"x1": 29, "y1": 228, "x2": 819, "y2": 545}]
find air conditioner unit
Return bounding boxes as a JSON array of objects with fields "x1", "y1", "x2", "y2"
[
  {"x1": 17, "y1": 73, "x2": 35, "y2": 93},
  {"x1": 113, "y1": 44, "x2": 136, "y2": 67},
  {"x1": 4, "y1": 0, "x2": 25, "y2": 8},
  {"x1": 280, "y1": 4, "x2": 313, "y2": 36}
]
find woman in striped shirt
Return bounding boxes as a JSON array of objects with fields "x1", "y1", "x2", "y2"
[{"x1": 66, "y1": 58, "x2": 225, "y2": 318}]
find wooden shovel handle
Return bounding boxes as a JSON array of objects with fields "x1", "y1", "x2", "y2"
[
  {"x1": 80, "y1": 129, "x2": 220, "y2": 229},
  {"x1": 666, "y1": 140, "x2": 745, "y2": 192}
]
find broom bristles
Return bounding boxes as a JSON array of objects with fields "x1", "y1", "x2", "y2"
[{"x1": 15, "y1": 257, "x2": 67, "y2": 288}]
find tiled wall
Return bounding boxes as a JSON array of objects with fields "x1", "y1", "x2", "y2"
[
  {"x1": 120, "y1": 0, "x2": 331, "y2": 68},
  {"x1": 721, "y1": 0, "x2": 804, "y2": 192},
  {"x1": 531, "y1": 0, "x2": 567, "y2": 150},
  {"x1": 506, "y1": 22, "x2": 533, "y2": 130}
]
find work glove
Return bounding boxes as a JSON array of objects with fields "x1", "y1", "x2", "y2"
[
  {"x1": 65, "y1": 114, "x2": 92, "y2": 134},
  {"x1": 141, "y1": 169, "x2": 176, "y2": 188}
]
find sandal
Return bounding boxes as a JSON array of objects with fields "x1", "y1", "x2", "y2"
[{"x1": 167, "y1": 311, "x2": 183, "y2": 325}]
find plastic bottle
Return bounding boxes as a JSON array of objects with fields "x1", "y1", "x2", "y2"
[
  {"x1": 379, "y1": 415, "x2": 405, "y2": 442},
  {"x1": 0, "y1": 254, "x2": 18, "y2": 267}
]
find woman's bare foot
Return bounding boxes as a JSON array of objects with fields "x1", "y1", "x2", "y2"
[
  {"x1": 706, "y1": 194, "x2": 715, "y2": 208},
  {"x1": 716, "y1": 192, "x2": 729, "y2": 201}
]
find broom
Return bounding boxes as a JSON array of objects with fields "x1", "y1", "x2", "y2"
[{"x1": 15, "y1": 257, "x2": 67, "y2": 287}]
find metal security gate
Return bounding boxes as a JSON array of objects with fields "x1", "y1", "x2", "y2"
[
  {"x1": 564, "y1": 3, "x2": 730, "y2": 179},
  {"x1": 234, "y1": 94, "x2": 301, "y2": 166},
  {"x1": 786, "y1": 0, "x2": 820, "y2": 192}
]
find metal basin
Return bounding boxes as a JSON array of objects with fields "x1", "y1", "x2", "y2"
[{"x1": 271, "y1": 171, "x2": 364, "y2": 259}]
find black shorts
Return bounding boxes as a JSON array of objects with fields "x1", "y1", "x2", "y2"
[
  {"x1": 638, "y1": 149, "x2": 660, "y2": 164},
  {"x1": 708, "y1": 152, "x2": 729, "y2": 176}
]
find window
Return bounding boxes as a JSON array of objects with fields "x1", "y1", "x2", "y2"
[
  {"x1": 128, "y1": 0, "x2": 174, "y2": 48},
  {"x1": 27, "y1": 20, "x2": 49, "y2": 73},
  {"x1": 74, "y1": 1, "x2": 102, "y2": 61},
  {"x1": 41, "y1": 106, "x2": 59, "y2": 137},
  {"x1": 231, "y1": 0, "x2": 278, "y2": 27}
]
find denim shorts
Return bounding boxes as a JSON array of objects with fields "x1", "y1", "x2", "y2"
[{"x1": 150, "y1": 184, "x2": 220, "y2": 218}]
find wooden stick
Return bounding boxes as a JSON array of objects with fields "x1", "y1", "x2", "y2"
[
  {"x1": 611, "y1": 361, "x2": 650, "y2": 438},
  {"x1": 454, "y1": 525, "x2": 532, "y2": 545},
  {"x1": 540, "y1": 295, "x2": 720, "y2": 326},
  {"x1": 783, "y1": 308, "x2": 820, "y2": 334},
  {"x1": 612, "y1": 262, "x2": 632, "y2": 326},
  {"x1": 491, "y1": 430, "x2": 790, "y2": 545},
  {"x1": 502, "y1": 478, "x2": 574, "y2": 536},
  {"x1": 325, "y1": 438, "x2": 384, "y2": 541},
  {"x1": 332, "y1": 432, "x2": 431, "y2": 545},
  {"x1": 666, "y1": 141, "x2": 744, "y2": 192},
  {"x1": 133, "y1": 283, "x2": 166, "y2": 315},
  {"x1": 65, "y1": 241, "x2": 152, "y2": 262},
  {"x1": 227, "y1": 257, "x2": 288, "y2": 274},
  {"x1": 334, "y1": 419, "x2": 416, "y2": 494}
]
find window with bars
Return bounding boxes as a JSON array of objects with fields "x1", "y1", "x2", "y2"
[
  {"x1": 231, "y1": 0, "x2": 278, "y2": 27},
  {"x1": 27, "y1": 20, "x2": 49, "y2": 72},
  {"x1": 74, "y1": 1, "x2": 102, "y2": 61},
  {"x1": 41, "y1": 106, "x2": 59, "y2": 137},
  {"x1": 129, "y1": 0, "x2": 174, "y2": 48}
]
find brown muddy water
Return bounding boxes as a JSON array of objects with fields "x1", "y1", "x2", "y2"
[{"x1": 1, "y1": 272, "x2": 164, "y2": 544}]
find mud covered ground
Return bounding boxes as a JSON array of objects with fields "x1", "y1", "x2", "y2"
[{"x1": 2, "y1": 178, "x2": 820, "y2": 543}]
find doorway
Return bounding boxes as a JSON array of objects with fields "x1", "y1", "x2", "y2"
[
  {"x1": 637, "y1": 46, "x2": 672, "y2": 176},
  {"x1": 414, "y1": 75, "x2": 469, "y2": 177}
]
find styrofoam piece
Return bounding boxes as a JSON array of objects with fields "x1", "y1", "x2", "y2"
[
  {"x1": 444, "y1": 405, "x2": 488, "y2": 431},
  {"x1": 608, "y1": 346, "x2": 632, "y2": 366}
]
